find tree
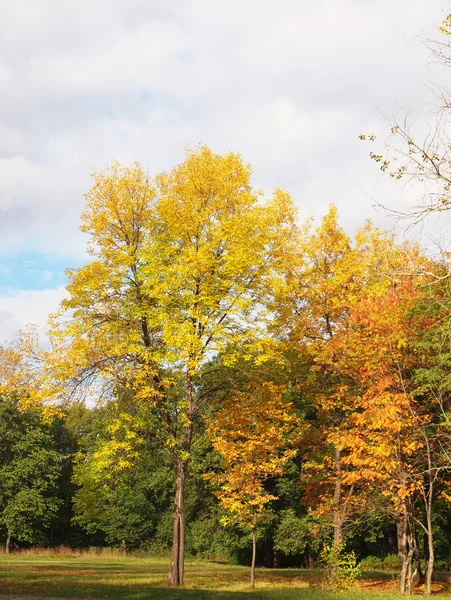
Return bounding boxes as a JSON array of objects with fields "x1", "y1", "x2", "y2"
[
  {"x1": 71, "y1": 396, "x2": 175, "y2": 550},
  {"x1": 289, "y1": 206, "x2": 359, "y2": 550},
  {"x1": 48, "y1": 146, "x2": 297, "y2": 585},
  {"x1": 0, "y1": 396, "x2": 63, "y2": 550},
  {"x1": 360, "y1": 13, "x2": 451, "y2": 223},
  {"x1": 316, "y1": 258, "x2": 451, "y2": 595},
  {"x1": 277, "y1": 206, "x2": 401, "y2": 548},
  {"x1": 0, "y1": 327, "x2": 55, "y2": 417},
  {"x1": 205, "y1": 382, "x2": 300, "y2": 587},
  {"x1": 275, "y1": 205, "x2": 446, "y2": 591}
]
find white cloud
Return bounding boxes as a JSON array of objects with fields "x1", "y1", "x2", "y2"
[
  {"x1": 0, "y1": 0, "x2": 449, "y2": 336},
  {"x1": 0, "y1": 286, "x2": 67, "y2": 344}
]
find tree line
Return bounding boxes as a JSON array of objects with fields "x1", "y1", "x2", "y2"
[{"x1": 0, "y1": 146, "x2": 451, "y2": 594}]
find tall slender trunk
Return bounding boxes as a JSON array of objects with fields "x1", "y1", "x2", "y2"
[
  {"x1": 168, "y1": 456, "x2": 186, "y2": 586},
  {"x1": 330, "y1": 445, "x2": 344, "y2": 586},
  {"x1": 406, "y1": 527, "x2": 417, "y2": 597},
  {"x1": 424, "y1": 439, "x2": 435, "y2": 596},
  {"x1": 250, "y1": 512, "x2": 257, "y2": 588},
  {"x1": 167, "y1": 370, "x2": 194, "y2": 587},
  {"x1": 397, "y1": 515, "x2": 409, "y2": 595},
  {"x1": 5, "y1": 536, "x2": 10, "y2": 554},
  {"x1": 333, "y1": 446, "x2": 343, "y2": 548},
  {"x1": 425, "y1": 506, "x2": 434, "y2": 595}
]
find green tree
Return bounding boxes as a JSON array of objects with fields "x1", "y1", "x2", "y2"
[
  {"x1": 0, "y1": 396, "x2": 63, "y2": 550},
  {"x1": 72, "y1": 402, "x2": 173, "y2": 549}
]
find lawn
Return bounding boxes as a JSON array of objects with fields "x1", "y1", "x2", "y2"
[{"x1": 0, "y1": 554, "x2": 449, "y2": 599}]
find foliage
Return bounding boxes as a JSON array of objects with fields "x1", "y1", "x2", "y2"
[
  {"x1": 205, "y1": 382, "x2": 300, "y2": 530},
  {"x1": 71, "y1": 402, "x2": 173, "y2": 548},
  {"x1": 321, "y1": 544, "x2": 361, "y2": 592},
  {"x1": 274, "y1": 510, "x2": 328, "y2": 558},
  {"x1": 359, "y1": 554, "x2": 399, "y2": 572},
  {"x1": 0, "y1": 396, "x2": 64, "y2": 545}
]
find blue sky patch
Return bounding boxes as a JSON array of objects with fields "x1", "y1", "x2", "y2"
[{"x1": 0, "y1": 253, "x2": 83, "y2": 296}]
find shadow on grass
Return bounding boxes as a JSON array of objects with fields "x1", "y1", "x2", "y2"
[
  {"x1": 0, "y1": 559, "x2": 316, "y2": 600},
  {"x1": 5, "y1": 558, "x2": 451, "y2": 599},
  {"x1": 0, "y1": 582, "x2": 317, "y2": 600}
]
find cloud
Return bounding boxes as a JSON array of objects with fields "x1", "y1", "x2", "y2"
[
  {"x1": 0, "y1": 1, "x2": 446, "y2": 250},
  {"x1": 0, "y1": 0, "x2": 448, "y2": 337},
  {"x1": 0, "y1": 286, "x2": 67, "y2": 344}
]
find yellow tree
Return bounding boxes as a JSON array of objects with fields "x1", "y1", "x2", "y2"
[
  {"x1": 205, "y1": 382, "x2": 300, "y2": 588},
  {"x1": 48, "y1": 146, "x2": 298, "y2": 585},
  {"x1": 0, "y1": 327, "x2": 59, "y2": 420}
]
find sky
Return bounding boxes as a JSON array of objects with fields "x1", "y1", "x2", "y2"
[{"x1": 0, "y1": 0, "x2": 449, "y2": 343}]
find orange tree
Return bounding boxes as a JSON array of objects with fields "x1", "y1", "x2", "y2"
[
  {"x1": 205, "y1": 382, "x2": 300, "y2": 587},
  {"x1": 316, "y1": 260, "x2": 450, "y2": 595},
  {"x1": 276, "y1": 206, "x2": 405, "y2": 547}
]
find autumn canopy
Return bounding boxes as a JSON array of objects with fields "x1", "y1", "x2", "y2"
[{"x1": 1, "y1": 145, "x2": 451, "y2": 595}]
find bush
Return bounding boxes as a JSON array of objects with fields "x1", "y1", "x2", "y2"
[
  {"x1": 359, "y1": 553, "x2": 399, "y2": 571},
  {"x1": 321, "y1": 544, "x2": 361, "y2": 592},
  {"x1": 274, "y1": 510, "x2": 327, "y2": 557}
]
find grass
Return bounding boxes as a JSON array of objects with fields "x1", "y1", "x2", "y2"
[{"x1": 0, "y1": 554, "x2": 450, "y2": 599}]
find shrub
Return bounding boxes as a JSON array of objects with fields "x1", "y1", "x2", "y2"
[
  {"x1": 321, "y1": 544, "x2": 361, "y2": 592},
  {"x1": 359, "y1": 553, "x2": 399, "y2": 571}
]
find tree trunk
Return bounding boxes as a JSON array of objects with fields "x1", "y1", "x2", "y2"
[
  {"x1": 333, "y1": 445, "x2": 343, "y2": 547},
  {"x1": 397, "y1": 514, "x2": 416, "y2": 595},
  {"x1": 167, "y1": 457, "x2": 186, "y2": 586},
  {"x1": 423, "y1": 446, "x2": 435, "y2": 596},
  {"x1": 406, "y1": 529, "x2": 416, "y2": 596},
  {"x1": 251, "y1": 514, "x2": 257, "y2": 588},
  {"x1": 425, "y1": 511, "x2": 434, "y2": 595},
  {"x1": 5, "y1": 536, "x2": 10, "y2": 554},
  {"x1": 167, "y1": 370, "x2": 194, "y2": 587},
  {"x1": 331, "y1": 445, "x2": 344, "y2": 586},
  {"x1": 397, "y1": 516, "x2": 409, "y2": 595}
]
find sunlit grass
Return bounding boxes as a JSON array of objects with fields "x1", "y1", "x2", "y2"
[{"x1": 0, "y1": 554, "x2": 450, "y2": 599}]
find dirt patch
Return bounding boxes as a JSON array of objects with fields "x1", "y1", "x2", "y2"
[
  {"x1": 359, "y1": 578, "x2": 451, "y2": 595},
  {"x1": 0, "y1": 596, "x2": 84, "y2": 600},
  {"x1": 31, "y1": 568, "x2": 95, "y2": 577}
]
